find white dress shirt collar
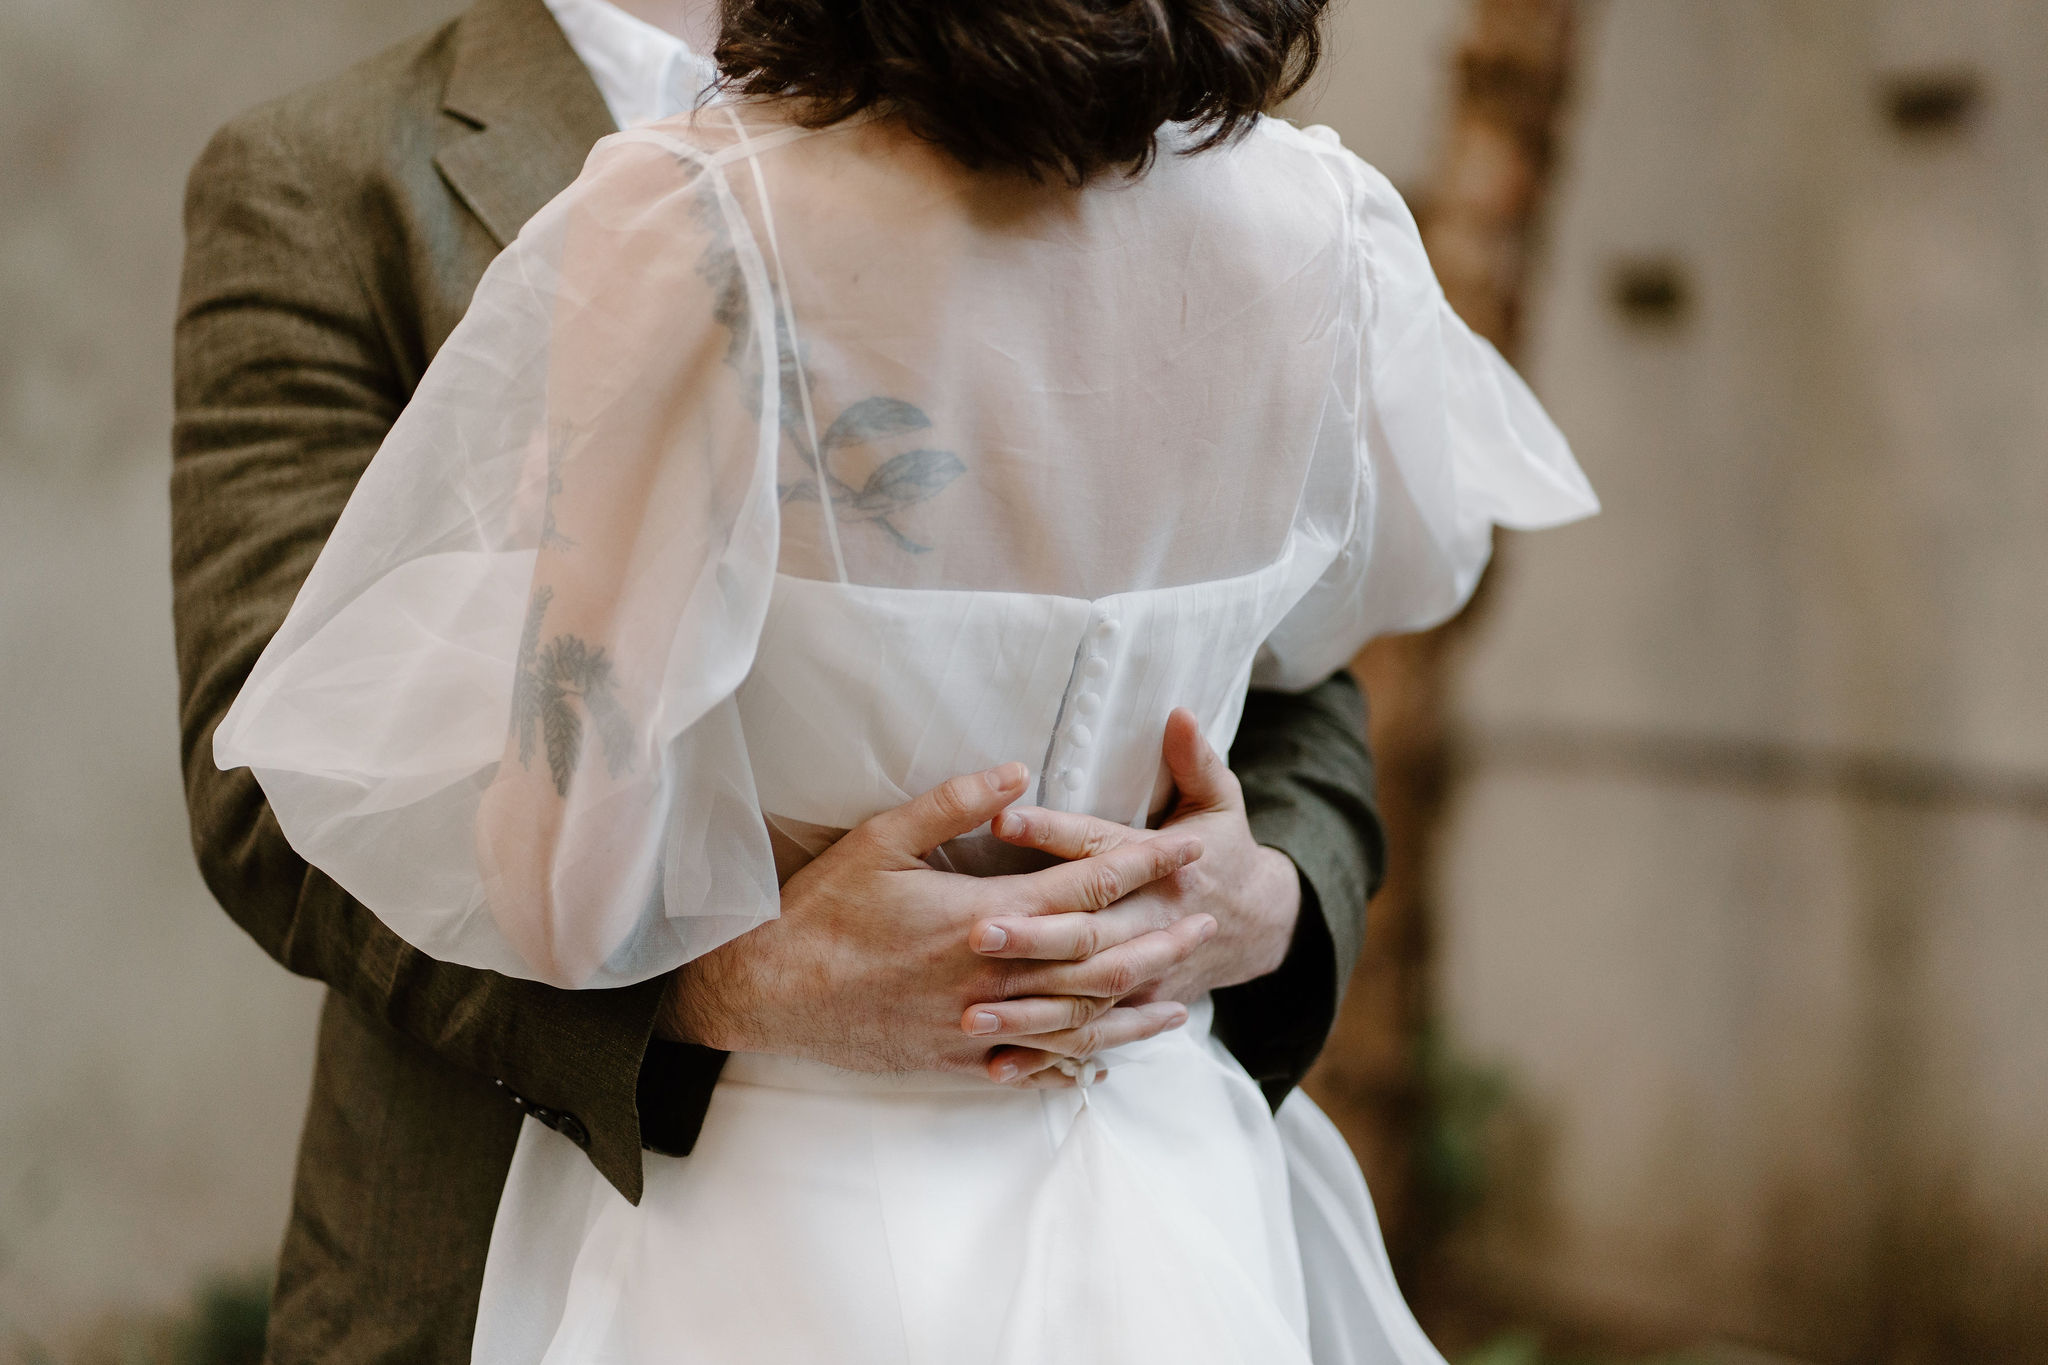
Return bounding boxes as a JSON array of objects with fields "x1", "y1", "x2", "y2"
[{"x1": 544, "y1": 0, "x2": 720, "y2": 130}]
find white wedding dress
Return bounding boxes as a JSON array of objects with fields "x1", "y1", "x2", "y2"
[{"x1": 214, "y1": 102, "x2": 1595, "y2": 1363}]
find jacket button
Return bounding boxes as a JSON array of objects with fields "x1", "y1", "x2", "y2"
[{"x1": 558, "y1": 1114, "x2": 591, "y2": 1148}]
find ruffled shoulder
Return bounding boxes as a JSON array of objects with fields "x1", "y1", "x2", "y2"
[{"x1": 1254, "y1": 128, "x2": 1598, "y2": 690}]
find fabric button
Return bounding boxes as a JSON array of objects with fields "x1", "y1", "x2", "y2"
[
  {"x1": 1068, "y1": 724, "x2": 1093, "y2": 749},
  {"x1": 1092, "y1": 617, "x2": 1119, "y2": 640},
  {"x1": 1058, "y1": 768, "x2": 1083, "y2": 790},
  {"x1": 1081, "y1": 655, "x2": 1109, "y2": 680},
  {"x1": 1074, "y1": 691, "x2": 1103, "y2": 716}
]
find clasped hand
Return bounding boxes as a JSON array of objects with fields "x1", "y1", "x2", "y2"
[{"x1": 660, "y1": 710, "x2": 1302, "y2": 1086}]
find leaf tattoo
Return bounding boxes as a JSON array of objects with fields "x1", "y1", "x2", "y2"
[
  {"x1": 511, "y1": 587, "x2": 636, "y2": 797},
  {"x1": 782, "y1": 401, "x2": 965, "y2": 552},
  {"x1": 820, "y1": 397, "x2": 932, "y2": 451},
  {"x1": 689, "y1": 185, "x2": 965, "y2": 554}
]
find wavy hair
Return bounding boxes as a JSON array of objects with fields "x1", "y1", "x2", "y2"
[{"x1": 715, "y1": 0, "x2": 1331, "y2": 184}]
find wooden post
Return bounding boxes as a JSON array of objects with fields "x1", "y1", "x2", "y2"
[{"x1": 1303, "y1": 0, "x2": 1580, "y2": 1287}]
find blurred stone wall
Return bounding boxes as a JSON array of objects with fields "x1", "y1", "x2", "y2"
[
  {"x1": 0, "y1": 1, "x2": 459, "y2": 1356},
  {"x1": 1412, "y1": 0, "x2": 2048, "y2": 1359}
]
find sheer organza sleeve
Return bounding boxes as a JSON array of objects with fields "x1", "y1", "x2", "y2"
[
  {"x1": 213, "y1": 127, "x2": 790, "y2": 989},
  {"x1": 1254, "y1": 151, "x2": 1598, "y2": 690}
]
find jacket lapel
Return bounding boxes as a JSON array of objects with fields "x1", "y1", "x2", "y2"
[{"x1": 435, "y1": 0, "x2": 619, "y2": 248}]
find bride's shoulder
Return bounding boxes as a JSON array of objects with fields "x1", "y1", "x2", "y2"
[
  {"x1": 1236, "y1": 117, "x2": 1403, "y2": 203},
  {"x1": 1158, "y1": 116, "x2": 1401, "y2": 252}
]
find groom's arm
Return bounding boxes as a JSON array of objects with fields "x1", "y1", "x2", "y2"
[
  {"x1": 1217, "y1": 676, "x2": 1384, "y2": 1103},
  {"x1": 172, "y1": 107, "x2": 697, "y2": 1205}
]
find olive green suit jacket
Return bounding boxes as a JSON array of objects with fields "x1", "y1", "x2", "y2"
[{"x1": 170, "y1": 1, "x2": 1385, "y2": 1358}]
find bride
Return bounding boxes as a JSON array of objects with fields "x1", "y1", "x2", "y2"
[{"x1": 213, "y1": 0, "x2": 1596, "y2": 1359}]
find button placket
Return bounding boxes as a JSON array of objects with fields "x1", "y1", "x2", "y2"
[{"x1": 1053, "y1": 608, "x2": 1118, "y2": 801}]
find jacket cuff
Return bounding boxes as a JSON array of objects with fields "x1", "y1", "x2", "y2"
[
  {"x1": 1209, "y1": 860, "x2": 1338, "y2": 1109},
  {"x1": 461, "y1": 967, "x2": 670, "y2": 1204},
  {"x1": 637, "y1": 1040, "x2": 731, "y2": 1157}
]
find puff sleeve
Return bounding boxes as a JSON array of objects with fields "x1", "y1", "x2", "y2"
[
  {"x1": 1255, "y1": 152, "x2": 1598, "y2": 689},
  {"x1": 214, "y1": 128, "x2": 789, "y2": 989}
]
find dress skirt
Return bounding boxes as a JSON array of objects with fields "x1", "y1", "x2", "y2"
[{"x1": 474, "y1": 1000, "x2": 1448, "y2": 1365}]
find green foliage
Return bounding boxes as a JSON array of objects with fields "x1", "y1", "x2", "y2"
[
  {"x1": 166, "y1": 1274, "x2": 268, "y2": 1365},
  {"x1": 1462, "y1": 1330, "x2": 1548, "y2": 1365},
  {"x1": 1413, "y1": 1022, "x2": 1512, "y2": 1232},
  {"x1": 1458, "y1": 1330, "x2": 1721, "y2": 1365}
]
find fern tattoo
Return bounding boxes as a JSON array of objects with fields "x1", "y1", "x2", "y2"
[{"x1": 511, "y1": 586, "x2": 636, "y2": 796}]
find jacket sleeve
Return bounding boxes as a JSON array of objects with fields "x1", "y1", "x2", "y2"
[
  {"x1": 170, "y1": 106, "x2": 720, "y2": 1204},
  {"x1": 1212, "y1": 671, "x2": 1385, "y2": 1107}
]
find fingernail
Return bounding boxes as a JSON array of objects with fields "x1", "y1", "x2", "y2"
[
  {"x1": 985, "y1": 762, "x2": 1027, "y2": 792},
  {"x1": 975, "y1": 924, "x2": 1008, "y2": 953},
  {"x1": 968, "y1": 1010, "x2": 1001, "y2": 1036},
  {"x1": 1198, "y1": 916, "x2": 1218, "y2": 942},
  {"x1": 994, "y1": 810, "x2": 1027, "y2": 840},
  {"x1": 993, "y1": 1060, "x2": 1019, "y2": 1083}
]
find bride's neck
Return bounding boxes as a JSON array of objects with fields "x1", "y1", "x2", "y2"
[{"x1": 603, "y1": 0, "x2": 720, "y2": 53}]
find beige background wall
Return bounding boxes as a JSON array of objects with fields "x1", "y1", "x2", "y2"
[
  {"x1": 0, "y1": 1, "x2": 467, "y2": 1352},
  {"x1": 4, "y1": 0, "x2": 2043, "y2": 1360},
  {"x1": 1425, "y1": 1, "x2": 2048, "y2": 1358}
]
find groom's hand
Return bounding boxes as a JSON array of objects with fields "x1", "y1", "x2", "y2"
[
  {"x1": 965, "y1": 708, "x2": 1303, "y2": 1082},
  {"x1": 656, "y1": 763, "x2": 1215, "y2": 1085}
]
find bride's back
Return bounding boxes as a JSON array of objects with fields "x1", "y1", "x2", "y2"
[{"x1": 723, "y1": 110, "x2": 1361, "y2": 599}]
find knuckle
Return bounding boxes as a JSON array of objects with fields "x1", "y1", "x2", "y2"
[
  {"x1": 843, "y1": 822, "x2": 885, "y2": 859},
  {"x1": 932, "y1": 778, "x2": 973, "y2": 823},
  {"x1": 1083, "y1": 824, "x2": 1121, "y2": 857},
  {"x1": 1084, "y1": 864, "x2": 1123, "y2": 909},
  {"x1": 1072, "y1": 917, "x2": 1101, "y2": 960}
]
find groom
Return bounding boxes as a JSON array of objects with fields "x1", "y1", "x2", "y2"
[{"x1": 171, "y1": 0, "x2": 1385, "y2": 1359}]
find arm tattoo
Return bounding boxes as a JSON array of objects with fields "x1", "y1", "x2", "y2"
[{"x1": 510, "y1": 586, "x2": 636, "y2": 796}]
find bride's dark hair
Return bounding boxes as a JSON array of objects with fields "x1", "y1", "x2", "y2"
[{"x1": 714, "y1": 0, "x2": 1330, "y2": 184}]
